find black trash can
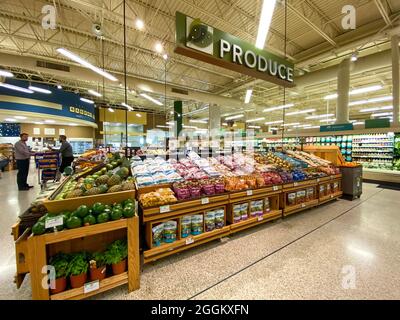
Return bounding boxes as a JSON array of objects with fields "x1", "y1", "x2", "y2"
[{"x1": 340, "y1": 165, "x2": 363, "y2": 200}]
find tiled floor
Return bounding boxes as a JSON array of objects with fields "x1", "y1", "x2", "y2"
[{"x1": 1, "y1": 166, "x2": 399, "y2": 300}]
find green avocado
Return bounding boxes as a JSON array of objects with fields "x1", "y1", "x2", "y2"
[
  {"x1": 76, "y1": 205, "x2": 89, "y2": 218},
  {"x1": 124, "y1": 199, "x2": 134, "y2": 207},
  {"x1": 92, "y1": 202, "x2": 105, "y2": 215},
  {"x1": 122, "y1": 206, "x2": 135, "y2": 218},
  {"x1": 110, "y1": 208, "x2": 123, "y2": 221},
  {"x1": 96, "y1": 212, "x2": 109, "y2": 224},
  {"x1": 83, "y1": 214, "x2": 96, "y2": 226},
  {"x1": 66, "y1": 216, "x2": 82, "y2": 229},
  {"x1": 32, "y1": 222, "x2": 46, "y2": 235}
]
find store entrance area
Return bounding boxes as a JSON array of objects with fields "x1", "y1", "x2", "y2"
[{"x1": 1, "y1": 167, "x2": 398, "y2": 299}]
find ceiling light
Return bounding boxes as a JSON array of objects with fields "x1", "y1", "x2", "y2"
[
  {"x1": 282, "y1": 122, "x2": 300, "y2": 127},
  {"x1": 350, "y1": 85, "x2": 382, "y2": 95},
  {"x1": 155, "y1": 42, "x2": 163, "y2": 53},
  {"x1": 305, "y1": 113, "x2": 335, "y2": 120},
  {"x1": 14, "y1": 116, "x2": 27, "y2": 120},
  {"x1": 121, "y1": 102, "x2": 133, "y2": 111},
  {"x1": 320, "y1": 118, "x2": 337, "y2": 122},
  {"x1": 45, "y1": 119, "x2": 55, "y2": 123},
  {"x1": 88, "y1": 89, "x2": 102, "y2": 97},
  {"x1": 353, "y1": 122, "x2": 364, "y2": 125},
  {"x1": 140, "y1": 93, "x2": 163, "y2": 106},
  {"x1": 189, "y1": 119, "x2": 208, "y2": 124},
  {"x1": 263, "y1": 103, "x2": 294, "y2": 112},
  {"x1": 28, "y1": 86, "x2": 52, "y2": 94},
  {"x1": 136, "y1": 113, "x2": 142, "y2": 117},
  {"x1": 294, "y1": 124, "x2": 311, "y2": 128},
  {"x1": 170, "y1": 111, "x2": 174, "y2": 115},
  {"x1": 264, "y1": 120, "x2": 284, "y2": 125},
  {"x1": 222, "y1": 123, "x2": 228, "y2": 126},
  {"x1": 244, "y1": 89, "x2": 252, "y2": 104},
  {"x1": 34, "y1": 122, "x2": 43, "y2": 125},
  {"x1": 80, "y1": 97, "x2": 94, "y2": 104},
  {"x1": 351, "y1": 52, "x2": 358, "y2": 62},
  {"x1": 0, "y1": 83, "x2": 33, "y2": 94},
  {"x1": 108, "y1": 107, "x2": 114, "y2": 112},
  {"x1": 166, "y1": 121, "x2": 175, "y2": 125},
  {"x1": 349, "y1": 96, "x2": 392, "y2": 106},
  {"x1": 182, "y1": 125, "x2": 197, "y2": 129},
  {"x1": 135, "y1": 19, "x2": 144, "y2": 30},
  {"x1": 0, "y1": 70, "x2": 14, "y2": 77},
  {"x1": 286, "y1": 108, "x2": 316, "y2": 116},
  {"x1": 225, "y1": 114, "x2": 244, "y2": 120},
  {"x1": 246, "y1": 117, "x2": 265, "y2": 123},
  {"x1": 163, "y1": 54, "x2": 168, "y2": 60},
  {"x1": 371, "y1": 112, "x2": 392, "y2": 117},
  {"x1": 308, "y1": 125, "x2": 320, "y2": 129},
  {"x1": 360, "y1": 106, "x2": 392, "y2": 113},
  {"x1": 68, "y1": 123, "x2": 78, "y2": 126},
  {"x1": 4, "y1": 118, "x2": 17, "y2": 122},
  {"x1": 255, "y1": 0, "x2": 277, "y2": 49},
  {"x1": 248, "y1": 125, "x2": 261, "y2": 129},
  {"x1": 156, "y1": 125, "x2": 172, "y2": 129},
  {"x1": 57, "y1": 85, "x2": 62, "y2": 89},
  {"x1": 324, "y1": 93, "x2": 338, "y2": 100},
  {"x1": 57, "y1": 48, "x2": 118, "y2": 81},
  {"x1": 269, "y1": 127, "x2": 278, "y2": 131}
]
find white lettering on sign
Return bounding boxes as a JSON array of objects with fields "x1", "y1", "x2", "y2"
[
  {"x1": 220, "y1": 39, "x2": 231, "y2": 58},
  {"x1": 258, "y1": 55, "x2": 268, "y2": 72},
  {"x1": 244, "y1": 50, "x2": 257, "y2": 68},
  {"x1": 232, "y1": 44, "x2": 243, "y2": 64},
  {"x1": 278, "y1": 64, "x2": 287, "y2": 80}
]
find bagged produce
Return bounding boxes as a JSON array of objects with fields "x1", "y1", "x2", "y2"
[
  {"x1": 326, "y1": 183, "x2": 331, "y2": 194},
  {"x1": 250, "y1": 200, "x2": 263, "y2": 217},
  {"x1": 233, "y1": 204, "x2": 242, "y2": 223},
  {"x1": 205, "y1": 211, "x2": 216, "y2": 232},
  {"x1": 191, "y1": 215, "x2": 203, "y2": 235},
  {"x1": 152, "y1": 223, "x2": 164, "y2": 247},
  {"x1": 264, "y1": 197, "x2": 270, "y2": 213},
  {"x1": 297, "y1": 190, "x2": 306, "y2": 203},
  {"x1": 241, "y1": 203, "x2": 249, "y2": 220},
  {"x1": 319, "y1": 185, "x2": 326, "y2": 197},
  {"x1": 214, "y1": 209, "x2": 225, "y2": 229},
  {"x1": 333, "y1": 182, "x2": 339, "y2": 193},
  {"x1": 181, "y1": 216, "x2": 191, "y2": 238},
  {"x1": 306, "y1": 188, "x2": 314, "y2": 201},
  {"x1": 163, "y1": 221, "x2": 177, "y2": 243},
  {"x1": 287, "y1": 192, "x2": 296, "y2": 206}
]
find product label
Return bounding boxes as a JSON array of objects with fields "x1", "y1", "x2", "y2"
[
  {"x1": 247, "y1": 190, "x2": 253, "y2": 196},
  {"x1": 45, "y1": 216, "x2": 64, "y2": 229},
  {"x1": 330, "y1": 194, "x2": 334, "y2": 199},
  {"x1": 185, "y1": 237, "x2": 194, "y2": 245},
  {"x1": 273, "y1": 186, "x2": 279, "y2": 191},
  {"x1": 160, "y1": 205, "x2": 170, "y2": 213},
  {"x1": 301, "y1": 203, "x2": 306, "y2": 208},
  {"x1": 294, "y1": 182, "x2": 299, "y2": 186},
  {"x1": 201, "y1": 197, "x2": 209, "y2": 205},
  {"x1": 257, "y1": 216, "x2": 264, "y2": 222},
  {"x1": 84, "y1": 280, "x2": 100, "y2": 293},
  {"x1": 316, "y1": 178, "x2": 320, "y2": 183}
]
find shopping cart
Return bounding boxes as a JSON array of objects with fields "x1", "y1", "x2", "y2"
[{"x1": 34, "y1": 152, "x2": 61, "y2": 189}]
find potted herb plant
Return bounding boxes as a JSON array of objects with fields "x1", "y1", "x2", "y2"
[
  {"x1": 49, "y1": 253, "x2": 69, "y2": 294},
  {"x1": 89, "y1": 251, "x2": 107, "y2": 281},
  {"x1": 105, "y1": 239, "x2": 128, "y2": 275},
  {"x1": 66, "y1": 252, "x2": 89, "y2": 288}
]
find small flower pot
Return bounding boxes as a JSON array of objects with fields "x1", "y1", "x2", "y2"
[
  {"x1": 50, "y1": 277, "x2": 67, "y2": 294},
  {"x1": 69, "y1": 273, "x2": 87, "y2": 288},
  {"x1": 90, "y1": 266, "x2": 107, "y2": 281},
  {"x1": 111, "y1": 259, "x2": 127, "y2": 275}
]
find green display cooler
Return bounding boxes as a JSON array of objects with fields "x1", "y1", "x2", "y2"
[{"x1": 340, "y1": 165, "x2": 363, "y2": 200}]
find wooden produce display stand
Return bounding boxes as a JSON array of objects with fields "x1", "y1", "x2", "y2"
[
  {"x1": 281, "y1": 179, "x2": 319, "y2": 217},
  {"x1": 317, "y1": 174, "x2": 343, "y2": 204},
  {"x1": 228, "y1": 185, "x2": 282, "y2": 234},
  {"x1": 303, "y1": 145, "x2": 345, "y2": 166},
  {"x1": 141, "y1": 191, "x2": 231, "y2": 264}
]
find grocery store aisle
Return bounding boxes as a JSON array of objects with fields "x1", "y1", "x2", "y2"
[{"x1": 1, "y1": 180, "x2": 399, "y2": 300}]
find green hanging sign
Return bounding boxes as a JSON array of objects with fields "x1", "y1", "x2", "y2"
[
  {"x1": 320, "y1": 123, "x2": 354, "y2": 132},
  {"x1": 365, "y1": 119, "x2": 390, "y2": 129},
  {"x1": 175, "y1": 11, "x2": 295, "y2": 88}
]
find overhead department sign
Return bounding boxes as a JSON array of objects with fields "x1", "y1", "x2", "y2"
[{"x1": 175, "y1": 11, "x2": 295, "y2": 87}]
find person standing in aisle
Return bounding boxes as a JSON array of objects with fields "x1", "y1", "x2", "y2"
[
  {"x1": 14, "y1": 133, "x2": 34, "y2": 191},
  {"x1": 53, "y1": 135, "x2": 74, "y2": 175}
]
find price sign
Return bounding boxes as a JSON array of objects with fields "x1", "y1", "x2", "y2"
[
  {"x1": 301, "y1": 203, "x2": 306, "y2": 208},
  {"x1": 201, "y1": 197, "x2": 209, "y2": 205},
  {"x1": 246, "y1": 190, "x2": 253, "y2": 196},
  {"x1": 45, "y1": 216, "x2": 64, "y2": 229},
  {"x1": 84, "y1": 280, "x2": 100, "y2": 293},
  {"x1": 330, "y1": 194, "x2": 334, "y2": 199},
  {"x1": 273, "y1": 186, "x2": 279, "y2": 191},
  {"x1": 316, "y1": 178, "x2": 320, "y2": 183},
  {"x1": 186, "y1": 237, "x2": 194, "y2": 245},
  {"x1": 257, "y1": 216, "x2": 264, "y2": 222},
  {"x1": 160, "y1": 205, "x2": 170, "y2": 213}
]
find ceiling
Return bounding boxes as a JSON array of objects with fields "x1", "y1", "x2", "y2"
[{"x1": 0, "y1": 0, "x2": 399, "y2": 130}]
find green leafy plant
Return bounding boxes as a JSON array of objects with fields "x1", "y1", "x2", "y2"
[
  {"x1": 89, "y1": 251, "x2": 107, "y2": 269},
  {"x1": 66, "y1": 252, "x2": 89, "y2": 276},
  {"x1": 104, "y1": 239, "x2": 128, "y2": 265},
  {"x1": 49, "y1": 253, "x2": 70, "y2": 279}
]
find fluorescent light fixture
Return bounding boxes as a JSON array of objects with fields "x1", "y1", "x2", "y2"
[
  {"x1": 360, "y1": 106, "x2": 392, "y2": 113},
  {"x1": 222, "y1": 123, "x2": 228, "y2": 126},
  {"x1": 324, "y1": 93, "x2": 338, "y2": 100},
  {"x1": 45, "y1": 119, "x2": 55, "y2": 123},
  {"x1": 4, "y1": 118, "x2": 17, "y2": 122},
  {"x1": 68, "y1": 123, "x2": 78, "y2": 126},
  {"x1": 247, "y1": 125, "x2": 261, "y2": 129},
  {"x1": 189, "y1": 119, "x2": 208, "y2": 124},
  {"x1": 0, "y1": 83, "x2": 33, "y2": 94},
  {"x1": 282, "y1": 122, "x2": 300, "y2": 127},
  {"x1": 182, "y1": 125, "x2": 197, "y2": 129},
  {"x1": 264, "y1": 120, "x2": 284, "y2": 125},
  {"x1": 351, "y1": 52, "x2": 358, "y2": 62},
  {"x1": 135, "y1": 19, "x2": 144, "y2": 30},
  {"x1": 244, "y1": 89, "x2": 252, "y2": 104},
  {"x1": 136, "y1": 113, "x2": 142, "y2": 117},
  {"x1": 0, "y1": 70, "x2": 14, "y2": 77},
  {"x1": 162, "y1": 54, "x2": 168, "y2": 60},
  {"x1": 140, "y1": 93, "x2": 163, "y2": 106},
  {"x1": 350, "y1": 85, "x2": 382, "y2": 95},
  {"x1": 166, "y1": 121, "x2": 175, "y2": 125},
  {"x1": 108, "y1": 107, "x2": 114, "y2": 112},
  {"x1": 308, "y1": 125, "x2": 321, "y2": 129},
  {"x1": 349, "y1": 100, "x2": 367, "y2": 106},
  {"x1": 29, "y1": 86, "x2": 51, "y2": 94},
  {"x1": 353, "y1": 122, "x2": 364, "y2": 125},
  {"x1": 225, "y1": 114, "x2": 244, "y2": 120},
  {"x1": 349, "y1": 96, "x2": 392, "y2": 106},
  {"x1": 121, "y1": 102, "x2": 133, "y2": 111},
  {"x1": 88, "y1": 89, "x2": 102, "y2": 97},
  {"x1": 286, "y1": 108, "x2": 316, "y2": 116},
  {"x1": 80, "y1": 97, "x2": 94, "y2": 104},
  {"x1": 14, "y1": 116, "x2": 27, "y2": 120},
  {"x1": 320, "y1": 118, "x2": 337, "y2": 122},
  {"x1": 371, "y1": 112, "x2": 392, "y2": 117},
  {"x1": 34, "y1": 122, "x2": 43, "y2": 125},
  {"x1": 294, "y1": 124, "x2": 311, "y2": 128},
  {"x1": 305, "y1": 113, "x2": 335, "y2": 120},
  {"x1": 246, "y1": 117, "x2": 265, "y2": 123},
  {"x1": 57, "y1": 85, "x2": 62, "y2": 89},
  {"x1": 263, "y1": 103, "x2": 294, "y2": 112},
  {"x1": 57, "y1": 48, "x2": 118, "y2": 81},
  {"x1": 155, "y1": 42, "x2": 163, "y2": 53},
  {"x1": 255, "y1": 0, "x2": 277, "y2": 49},
  {"x1": 156, "y1": 125, "x2": 172, "y2": 129},
  {"x1": 269, "y1": 127, "x2": 278, "y2": 131}
]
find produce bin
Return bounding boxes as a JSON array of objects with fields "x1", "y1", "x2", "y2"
[{"x1": 340, "y1": 165, "x2": 362, "y2": 200}]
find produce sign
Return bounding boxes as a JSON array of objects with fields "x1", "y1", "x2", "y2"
[{"x1": 175, "y1": 11, "x2": 294, "y2": 87}]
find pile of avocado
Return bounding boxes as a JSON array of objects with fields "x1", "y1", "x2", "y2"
[{"x1": 32, "y1": 199, "x2": 136, "y2": 235}]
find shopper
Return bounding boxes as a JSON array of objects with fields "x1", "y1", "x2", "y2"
[
  {"x1": 14, "y1": 133, "x2": 34, "y2": 190},
  {"x1": 53, "y1": 135, "x2": 74, "y2": 174}
]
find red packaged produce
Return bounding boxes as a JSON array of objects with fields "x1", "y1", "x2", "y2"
[
  {"x1": 189, "y1": 185, "x2": 202, "y2": 198},
  {"x1": 202, "y1": 183, "x2": 216, "y2": 195}
]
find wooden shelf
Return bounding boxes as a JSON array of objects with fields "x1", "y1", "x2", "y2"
[
  {"x1": 283, "y1": 179, "x2": 317, "y2": 191},
  {"x1": 283, "y1": 199, "x2": 319, "y2": 217},
  {"x1": 229, "y1": 210, "x2": 282, "y2": 234},
  {"x1": 143, "y1": 226, "x2": 230, "y2": 263},
  {"x1": 50, "y1": 272, "x2": 128, "y2": 300},
  {"x1": 229, "y1": 186, "x2": 282, "y2": 202},
  {"x1": 318, "y1": 191, "x2": 343, "y2": 204}
]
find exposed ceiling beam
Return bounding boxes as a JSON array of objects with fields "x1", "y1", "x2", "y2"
[{"x1": 374, "y1": 0, "x2": 392, "y2": 26}]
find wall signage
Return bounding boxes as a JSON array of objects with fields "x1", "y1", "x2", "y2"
[
  {"x1": 320, "y1": 123, "x2": 354, "y2": 132},
  {"x1": 175, "y1": 11, "x2": 295, "y2": 87}
]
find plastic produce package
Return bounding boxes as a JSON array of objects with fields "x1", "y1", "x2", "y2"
[
  {"x1": 163, "y1": 221, "x2": 177, "y2": 243},
  {"x1": 232, "y1": 204, "x2": 242, "y2": 223},
  {"x1": 191, "y1": 214, "x2": 203, "y2": 235},
  {"x1": 181, "y1": 216, "x2": 191, "y2": 238},
  {"x1": 250, "y1": 200, "x2": 263, "y2": 217},
  {"x1": 205, "y1": 211, "x2": 216, "y2": 232},
  {"x1": 214, "y1": 209, "x2": 225, "y2": 229},
  {"x1": 264, "y1": 197, "x2": 270, "y2": 212},
  {"x1": 241, "y1": 203, "x2": 249, "y2": 220},
  {"x1": 287, "y1": 192, "x2": 296, "y2": 206},
  {"x1": 152, "y1": 223, "x2": 164, "y2": 247}
]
